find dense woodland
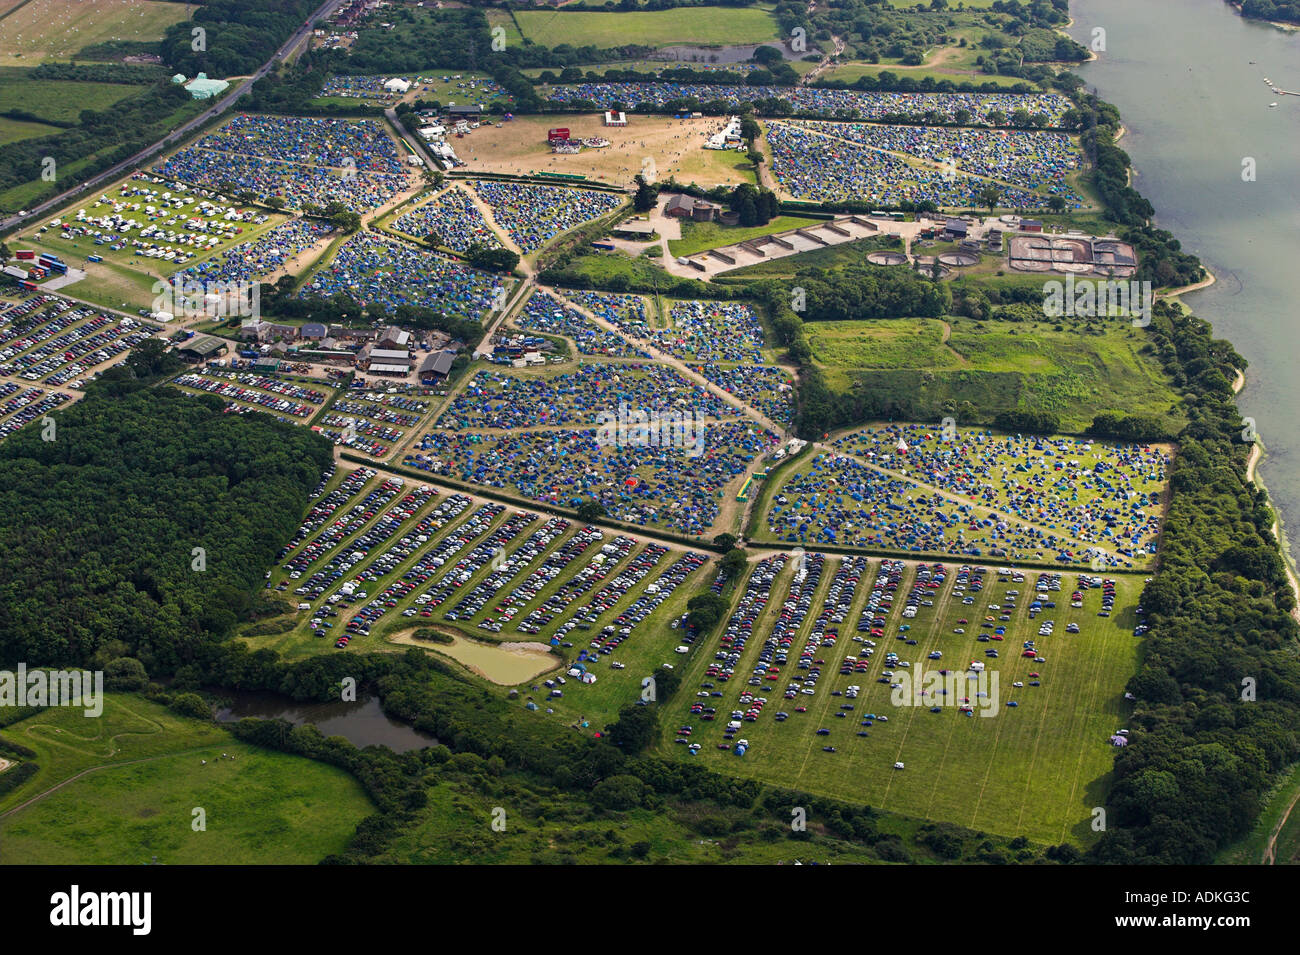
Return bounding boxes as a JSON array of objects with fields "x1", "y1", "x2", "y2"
[
  {"x1": 161, "y1": 0, "x2": 319, "y2": 78},
  {"x1": 0, "y1": 388, "x2": 331, "y2": 672}
]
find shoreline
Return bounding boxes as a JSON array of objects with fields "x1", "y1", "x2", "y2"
[
  {"x1": 1162, "y1": 267, "x2": 1217, "y2": 299},
  {"x1": 1234, "y1": 370, "x2": 1300, "y2": 620}
]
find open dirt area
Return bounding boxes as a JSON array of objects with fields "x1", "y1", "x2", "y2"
[{"x1": 454, "y1": 113, "x2": 756, "y2": 189}]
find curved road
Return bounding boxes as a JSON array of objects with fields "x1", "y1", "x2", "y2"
[{"x1": 0, "y1": 0, "x2": 347, "y2": 236}]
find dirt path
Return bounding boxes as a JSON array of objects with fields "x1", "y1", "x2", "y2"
[
  {"x1": 1264, "y1": 785, "x2": 1300, "y2": 864},
  {"x1": 0, "y1": 746, "x2": 215, "y2": 822}
]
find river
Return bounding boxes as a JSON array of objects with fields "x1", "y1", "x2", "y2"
[{"x1": 1066, "y1": 0, "x2": 1300, "y2": 564}]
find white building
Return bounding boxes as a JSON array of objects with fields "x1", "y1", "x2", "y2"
[{"x1": 384, "y1": 77, "x2": 412, "y2": 94}]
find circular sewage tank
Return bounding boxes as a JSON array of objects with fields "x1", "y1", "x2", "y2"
[
  {"x1": 867, "y1": 251, "x2": 908, "y2": 266},
  {"x1": 938, "y1": 251, "x2": 979, "y2": 267}
]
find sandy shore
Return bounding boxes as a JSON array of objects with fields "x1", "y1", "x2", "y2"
[
  {"x1": 1162, "y1": 267, "x2": 1217, "y2": 299},
  {"x1": 1235, "y1": 370, "x2": 1300, "y2": 620}
]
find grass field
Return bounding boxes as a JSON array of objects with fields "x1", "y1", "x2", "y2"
[
  {"x1": 0, "y1": 114, "x2": 57, "y2": 145},
  {"x1": 0, "y1": 693, "x2": 374, "y2": 864},
  {"x1": 806, "y1": 317, "x2": 958, "y2": 369},
  {"x1": 811, "y1": 315, "x2": 1184, "y2": 432},
  {"x1": 667, "y1": 215, "x2": 820, "y2": 257},
  {"x1": 500, "y1": 7, "x2": 780, "y2": 48},
  {"x1": 659, "y1": 556, "x2": 1142, "y2": 845},
  {"x1": 0, "y1": 97, "x2": 207, "y2": 215},
  {"x1": 0, "y1": 0, "x2": 194, "y2": 66},
  {"x1": 715, "y1": 233, "x2": 902, "y2": 280},
  {"x1": 0, "y1": 75, "x2": 147, "y2": 123},
  {"x1": 524, "y1": 59, "x2": 822, "y2": 79}
]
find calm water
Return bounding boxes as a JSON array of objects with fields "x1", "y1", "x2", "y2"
[
  {"x1": 1067, "y1": 0, "x2": 1300, "y2": 560},
  {"x1": 215, "y1": 692, "x2": 437, "y2": 753}
]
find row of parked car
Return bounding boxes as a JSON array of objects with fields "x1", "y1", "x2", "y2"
[
  {"x1": 0, "y1": 297, "x2": 157, "y2": 386},
  {"x1": 281, "y1": 467, "x2": 370, "y2": 555},
  {"x1": 176, "y1": 372, "x2": 316, "y2": 418},
  {"x1": 484, "y1": 526, "x2": 605, "y2": 627},
  {"x1": 420, "y1": 509, "x2": 535, "y2": 611},
  {"x1": 706, "y1": 555, "x2": 786, "y2": 687},
  {"x1": 515, "y1": 535, "x2": 636, "y2": 635},
  {"x1": 283, "y1": 478, "x2": 404, "y2": 577},
  {"x1": 446, "y1": 516, "x2": 570, "y2": 623},
  {"x1": 338, "y1": 496, "x2": 482, "y2": 641},
  {"x1": 333, "y1": 398, "x2": 424, "y2": 429},
  {"x1": 295, "y1": 483, "x2": 435, "y2": 597},
  {"x1": 0, "y1": 387, "x2": 67, "y2": 440}
]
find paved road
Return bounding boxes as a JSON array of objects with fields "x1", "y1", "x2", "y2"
[{"x1": 0, "y1": 0, "x2": 347, "y2": 236}]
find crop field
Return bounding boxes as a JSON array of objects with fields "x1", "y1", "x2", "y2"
[
  {"x1": 0, "y1": 693, "x2": 372, "y2": 864},
  {"x1": 0, "y1": 75, "x2": 148, "y2": 123},
  {"x1": 659, "y1": 555, "x2": 1143, "y2": 845},
  {"x1": 499, "y1": 7, "x2": 780, "y2": 47},
  {"x1": 812, "y1": 315, "x2": 1184, "y2": 432},
  {"x1": 0, "y1": 0, "x2": 194, "y2": 66}
]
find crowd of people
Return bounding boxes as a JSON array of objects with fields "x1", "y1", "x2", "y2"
[
  {"x1": 765, "y1": 122, "x2": 1062, "y2": 210},
  {"x1": 831, "y1": 425, "x2": 1168, "y2": 559},
  {"x1": 177, "y1": 218, "x2": 333, "y2": 287},
  {"x1": 404, "y1": 420, "x2": 777, "y2": 536},
  {"x1": 545, "y1": 84, "x2": 1075, "y2": 126},
  {"x1": 298, "y1": 234, "x2": 506, "y2": 318},
  {"x1": 655, "y1": 300, "x2": 766, "y2": 363},
  {"x1": 469, "y1": 181, "x2": 623, "y2": 253},
  {"x1": 393, "y1": 187, "x2": 502, "y2": 252},
  {"x1": 790, "y1": 120, "x2": 1085, "y2": 204},
  {"x1": 154, "y1": 115, "x2": 409, "y2": 212},
  {"x1": 514, "y1": 290, "x2": 648, "y2": 358},
  {"x1": 689, "y1": 362, "x2": 795, "y2": 427},
  {"x1": 436, "y1": 362, "x2": 738, "y2": 431}
]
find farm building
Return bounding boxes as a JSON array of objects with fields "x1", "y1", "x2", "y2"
[
  {"x1": 365, "y1": 347, "x2": 411, "y2": 375},
  {"x1": 300, "y1": 322, "x2": 328, "y2": 340},
  {"x1": 664, "y1": 194, "x2": 720, "y2": 221},
  {"x1": 377, "y1": 326, "x2": 412, "y2": 350},
  {"x1": 603, "y1": 110, "x2": 628, "y2": 127},
  {"x1": 447, "y1": 104, "x2": 482, "y2": 119},
  {"x1": 419, "y1": 350, "x2": 456, "y2": 381},
  {"x1": 177, "y1": 335, "x2": 228, "y2": 362}
]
